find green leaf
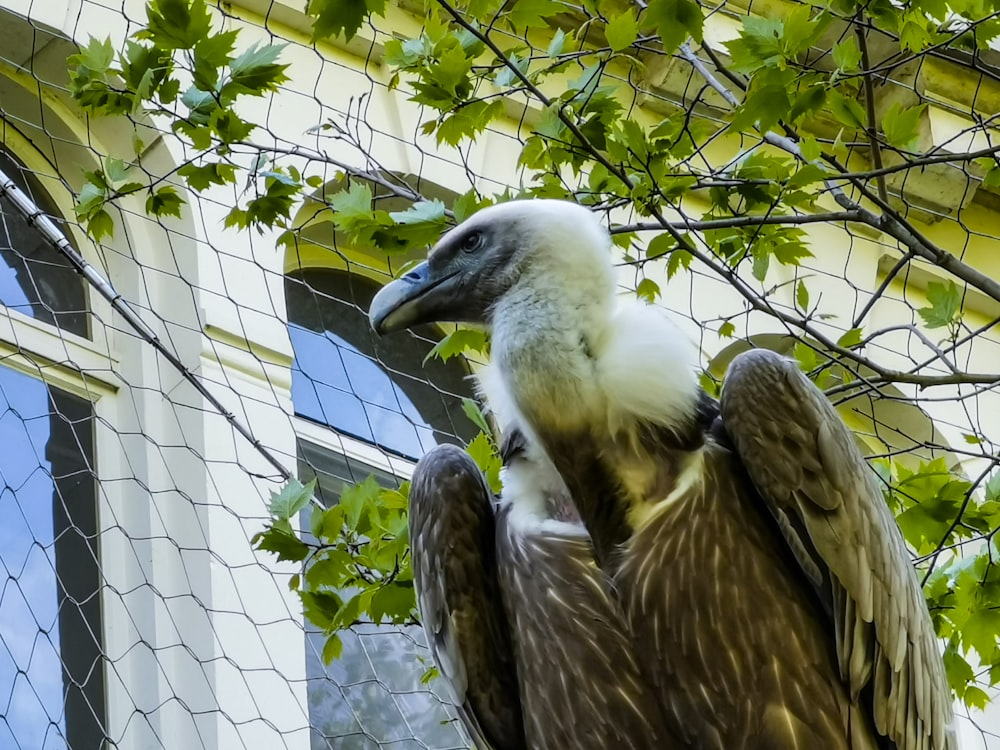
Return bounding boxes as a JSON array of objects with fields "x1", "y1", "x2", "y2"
[
  {"x1": 795, "y1": 280, "x2": 810, "y2": 312},
  {"x1": 86, "y1": 210, "x2": 115, "y2": 242},
  {"x1": 146, "y1": 186, "x2": 184, "y2": 218},
  {"x1": 462, "y1": 398, "x2": 492, "y2": 435},
  {"x1": 322, "y1": 634, "x2": 343, "y2": 664},
  {"x1": 420, "y1": 667, "x2": 439, "y2": 685},
  {"x1": 943, "y1": 641, "x2": 975, "y2": 693},
  {"x1": 371, "y1": 583, "x2": 416, "y2": 624},
  {"x1": 73, "y1": 37, "x2": 115, "y2": 73},
  {"x1": 424, "y1": 328, "x2": 488, "y2": 363},
  {"x1": 301, "y1": 590, "x2": 342, "y2": 631},
  {"x1": 309, "y1": 0, "x2": 383, "y2": 41},
  {"x1": 799, "y1": 137, "x2": 822, "y2": 163},
  {"x1": 466, "y1": 431, "x2": 501, "y2": 493},
  {"x1": 646, "y1": 233, "x2": 673, "y2": 259},
  {"x1": 212, "y1": 108, "x2": 255, "y2": 143},
  {"x1": 918, "y1": 280, "x2": 962, "y2": 329},
  {"x1": 254, "y1": 526, "x2": 310, "y2": 562},
  {"x1": 636, "y1": 277, "x2": 661, "y2": 301},
  {"x1": 794, "y1": 341, "x2": 818, "y2": 371},
  {"x1": 547, "y1": 28, "x2": 567, "y2": 58},
  {"x1": 787, "y1": 163, "x2": 828, "y2": 189},
  {"x1": 788, "y1": 85, "x2": 827, "y2": 123},
  {"x1": 339, "y1": 476, "x2": 381, "y2": 532},
  {"x1": 506, "y1": 0, "x2": 562, "y2": 30},
  {"x1": 719, "y1": 320, "x2": 736, "y2": 338},
  {"x1": 965, "y1": 686, "x2": 991, "y2": 710},
  {"x1": 828, "y1": 90, "x2": 867, "y2": 129},
  {"x1": 752, "y1": 249, "x2": 770, "y2": 281},
  {"x1": 642, "y1": 0, "x2": 703, "y2": 53},
  {"x1": 225, "y1": 43, "x2": 290, "y2": 98},
  {"x1": 453, "y1": 190, "x2": 490, "y2": 223},
  {"x1": 832, "y1": 36, "x2": 862, "y2": 72},
  {"x1": 328, "y1": 183, "x2": 374, "y2": 230},
  {"x1": 606, "y1": 10, "x2": 639, "y2": 51},
  {"x1": 963, "y1": 608, "x2": 1000, "y2": 659},
  {"x1": 837, "y1": 327, "x2": 863, "y2": 348},
  {"x1": 436, "y1": 100, "x2": 503, "y2": 146},
  {"x1": 882, "y1": 102, "x2": 927, "y2": 152},
  {"x1": 145, "y1": 0, "x2": 213, "y2": 50},
  {"x1": 181, "y1": 86, "x2": 216, "y2": 123},
  {"x1": 731, "y1": 84, "x2": 792, "y2": 133},
  {"x1": 178, "y1": 161, "x2": 238, "y2": 191},
  {"x1": 900, "y1": 19, "x2": 933, "y2": 52},
  {"x1": 104, "y1": 157, "x2": 131, "y2": 185},
  {"x1": 193, "y1": 31, "x2": 239, "y2": 90},
  {"x1": 390, "y1": 199, "x2": 447, "y2": 226},
  {"x1": 725, "y1": 16, "x2": 784, "y2": 73},
  {"x1": 667, "y1": 248, "x2": 693, "y2": 279},
  {"x1": 268, "y1": 478, "x2": 316, "y2": 520}
]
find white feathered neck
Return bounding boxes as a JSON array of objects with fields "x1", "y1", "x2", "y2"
[{"x1": 484, "y1": 202, "x2": 702, "y2": 441}]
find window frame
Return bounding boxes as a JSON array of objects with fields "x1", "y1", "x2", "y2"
[{"x1": 0, "y1": 134, "x2": 117, "y2": 748}]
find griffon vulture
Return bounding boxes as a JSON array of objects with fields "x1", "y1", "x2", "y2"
[{"x1": 371, "y1": 199, "x2": 955, "y2": 750}]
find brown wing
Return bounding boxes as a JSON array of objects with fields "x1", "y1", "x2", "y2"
[
  {"x1": 494, "y1": 440, "x2": 678, "y2": 749},
  {"x1": 720, "y1": 348, "x2": 955, "y2": 750},
  {"x1": 410, "y1": 444, "x2": 526, "y2": 750}
]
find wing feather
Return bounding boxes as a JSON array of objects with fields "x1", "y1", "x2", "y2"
[
  {"x1": 410, "y1": 444, "x2": 526, "y2": 750},
  {"x1": 720, "y1": 348, "x2": 955, "y2": 750}
]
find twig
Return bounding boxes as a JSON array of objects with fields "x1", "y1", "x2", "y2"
[
  {"x1": 855, "y1": 23, "x2": 889, "y2": 203},
  {"x1": 858, "y1": 324, "x2": 961, "y2": 374},
  {"x1": 615, "y1": 210, "x2": 863, "y2": 233},
  {"x1": 852, "y1": 250, "x2": 916, "y2": 328},
  {"x1": 922, "y1": 463, "x2": 997, "y2": 584}
]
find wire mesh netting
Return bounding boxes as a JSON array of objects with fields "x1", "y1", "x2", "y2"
[{"x1": 0, "y1": 0, "x2": 997, "y2": 748}]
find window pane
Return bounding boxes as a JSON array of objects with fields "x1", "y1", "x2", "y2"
[
  {"x1": 0, "y1": 149, "x2": 88, "y2": 338},
  {"x1": 298, "y1": 440, "x2": 466, "y2": 750},
  {"x1": 0, "y1": 367, "x2": 104, "y2": 748},
  {"x1": 286, "y1": 270, "x2": 476, "y2": 459}
]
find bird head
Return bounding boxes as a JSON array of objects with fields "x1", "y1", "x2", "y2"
[{"x1": 369, "y1": 199, "x2": 614, "y2": 334}]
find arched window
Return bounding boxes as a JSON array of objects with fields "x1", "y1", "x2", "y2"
[
  {"x1": 0, "y1": 148, "x2": 88, "y2": 338},
  {"x1": 286, "y1": 266, "x2": 477, "y2": 749},
  {"x1": 286, "y1": 268, "x2": 476, "y2": 460}
]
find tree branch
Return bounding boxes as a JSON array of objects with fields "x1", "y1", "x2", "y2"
[
  {"x1": 855, "y1": 22, "x2": 889, "y2": 203},
  {"x1": 615, "y1": 210, "x2": 863, "y2": 233},
  {"x1": 678, "y1": 42, "x2": 1000, "y2": 307}
]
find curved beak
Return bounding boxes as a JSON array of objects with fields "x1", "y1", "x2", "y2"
[{"x1": 369, "y1": 261, "x2": 461, "y2": 335}]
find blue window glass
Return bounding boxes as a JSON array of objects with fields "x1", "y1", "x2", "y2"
[
  {"x1": 0, "y1": 367, "x2": 104, "y2": 748},
  {"x1": 0, "y1": 149, "x2": 88, "y2": 338},
  {"x1": 285, "y1": 269, "x2": 476, "y2": 458},
  {"x1": 287, "y1": 268, "x2": 478, "y2": 749}
]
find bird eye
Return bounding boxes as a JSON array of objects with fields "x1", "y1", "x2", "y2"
[{"x1": 460, "y1": 231, "x2": 484, "y2": 253}]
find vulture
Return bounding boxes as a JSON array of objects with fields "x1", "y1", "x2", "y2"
[
  {"x1": 370, "y1": 199, "x2": 957, "y2": 750},
  {"x1": 408, "y1": 372, "x2": 677, "y2": 748}
]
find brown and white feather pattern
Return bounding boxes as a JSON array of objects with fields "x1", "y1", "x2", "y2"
[
  {"x1": 410, "y1": 445, "x2": 526, "y2": 750},
  {"x1": 495, "y1": 495, "x2": 673, "y2": 747},
  {"x1": 719, "y1": 348, "x2": 956, "y2": 750},
  {"x1": 494, "y1": 425, "x2": 678, "y2": 749},
  {"x1": 618, "y1": 441, "x2": 883, "y2": 750}
]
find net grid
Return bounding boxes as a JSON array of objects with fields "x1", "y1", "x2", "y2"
[{"x1": 0, "y1": 0, "x2": 996, "y2": 748}]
